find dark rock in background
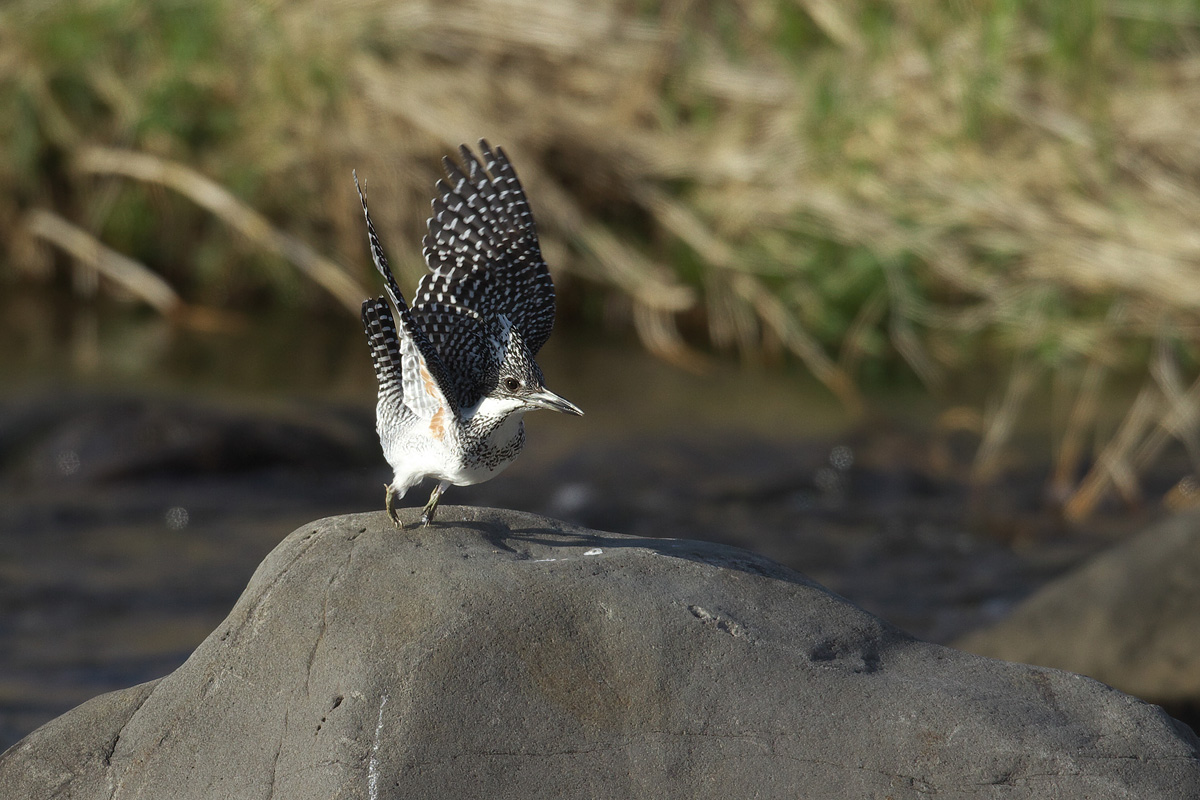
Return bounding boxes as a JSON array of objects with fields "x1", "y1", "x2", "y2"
[
  {"x1": 0, "y1": 391, "x2": 379, "y2": 485},
  {"x1": 2, "y1": 510, "x2": 1197, "y2": 799},
  {"x1": 958, "y1": 510, "x2": 1200, "y2": 718}
]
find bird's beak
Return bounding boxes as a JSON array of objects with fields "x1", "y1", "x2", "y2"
[{"x1": 526, "y1": 388, "x2": 584, "y2": 416}]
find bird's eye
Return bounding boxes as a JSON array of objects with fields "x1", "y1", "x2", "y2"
[{"x1": 503, "y1": 377, "x2": 521, "y2": 393}]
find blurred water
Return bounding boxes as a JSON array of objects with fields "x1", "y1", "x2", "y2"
[{"x1": 0, "y1": 288, "x2": 859, "y2": 436}]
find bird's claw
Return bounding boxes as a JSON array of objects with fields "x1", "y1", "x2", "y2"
[
  {"x1": 418, "y1": 501, "x2": 437, "y2": 528},
  {"x1": 419, "y1": 483, "x2": 444, "y2": 528},
  {"x1": 385, "y1": 484, "x2": 403, "y2": 529},
  {"x1": 383, "y1": 482, "x2": 443, "y2": 530}
]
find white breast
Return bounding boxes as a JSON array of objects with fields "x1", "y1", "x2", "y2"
[{"x1": 380, "y1": 401, "x2": 527, "y2": 495}]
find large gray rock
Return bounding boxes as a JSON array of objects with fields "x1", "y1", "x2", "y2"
[
  {"x1": 2, "y1": 508, "x2": 1198, "y2": 799},
  {"x1": 958, "y1": 510, "x2": 1200, "y2": 707}
]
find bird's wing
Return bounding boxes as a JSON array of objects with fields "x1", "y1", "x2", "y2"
[
  {"x1": 415, "y1": 140, "x2": 556, "y2": 361},
  {"x1": 361, "y1": 297, "x2": 458, "y2": 424},
  {"x1": 356, "y1": 174, "x2": 457, "y2": 420},
  {"x1": 405, "y1": 302, "x2": 499, "y2": 411}
]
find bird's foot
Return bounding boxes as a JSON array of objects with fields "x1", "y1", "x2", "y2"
[
  {"x1": 418, "y1": 498, "x2": 437, "y2": 528},
  {"x1": 419, "y1": 483, "x2": 446, "y2": 528},
  {"x1": 385, "y1": 484, "x2": 403, "y2": 529}
]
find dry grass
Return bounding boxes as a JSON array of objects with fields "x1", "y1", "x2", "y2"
[{"x1": 5, "y1": 0, "x2": 1200, "y2": 519}]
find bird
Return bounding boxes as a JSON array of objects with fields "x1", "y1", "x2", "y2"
[{"x1": 355, "y1": 140, "x2": 583, "y2": 528}]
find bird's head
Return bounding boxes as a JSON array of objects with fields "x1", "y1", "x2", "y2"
[{"x1": 476, "y1": 317, "x2": 583, "y2": 420}]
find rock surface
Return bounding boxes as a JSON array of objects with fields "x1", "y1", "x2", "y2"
[
  {"x1": 2, "y1": 508, "x2": 1198, "y2": 799},
  {"x1": 958, "y1": 510, "x2": 1200, "y2": 709}
]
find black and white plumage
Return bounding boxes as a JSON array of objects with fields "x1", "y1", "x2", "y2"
[{"x1": 357, "y1": 140, "x2": 582, "y2": 528}]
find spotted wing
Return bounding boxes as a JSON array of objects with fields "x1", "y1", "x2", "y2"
[
  {"x1": 355, "y1": 174, "x2": 457, "y2": 420},
  {"x1": 361, "y1": 297, "x2": 456, "y2": 426},
  {"x1": 406, "y1": 303, "x2": 501, "y2": 412},
  {"x1": 361, "y1": 297, "x2": 405, "y2": 408},
  {"x1": 413, "y1": 141, "x2": 556, "y2": 391}
]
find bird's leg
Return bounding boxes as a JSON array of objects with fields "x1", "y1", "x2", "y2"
[
  {"x1": 419, "y1": 481, "x2": 449, "y2": 527},
  {"x1": 385, "y1": 484, "x2": 403, "y2": 529}
]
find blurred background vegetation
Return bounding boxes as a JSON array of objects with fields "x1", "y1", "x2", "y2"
[{"x1": 4, "y1": 0, "x2": 1200, "y2": 519}]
